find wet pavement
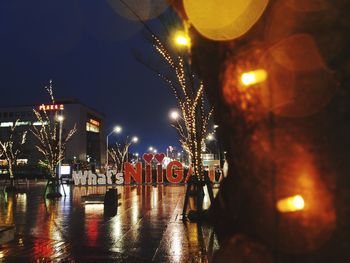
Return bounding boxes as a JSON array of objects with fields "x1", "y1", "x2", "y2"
[{"x1": 0, "y1": 182, "x2": 219, "y2": 262}]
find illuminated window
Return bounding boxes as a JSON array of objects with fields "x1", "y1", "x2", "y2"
[
  {"x1": 0, "y1": 122, "x2": 13, "y2": 127},
  {"x1": 86, "y1": 122, "x2": 100, "y2": 133},
  {"x1": 33, "y1": 121, "x2": 48, "y2": 126},
  {"x1": 0, "y1": 160, "x2": 8, "y2": 166},
  {"x1": 17, "y1": 121, "x2": 31, "y2": 126},
  {"x1": 16, "y1": 159, "x2": 28, "y2": 165}
]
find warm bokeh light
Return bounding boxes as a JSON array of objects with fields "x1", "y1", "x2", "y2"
[
  {"x1": 277, "y1": 195, "x2": 305, "y2": 213},
  {"x1": 174, "y1": 31, "x2": 191, "y2": 47},
  {"x1": 258, "y1": 34, "x2": 336, "y2": 117},
  {"x1": 132, "y1": 136, "x2": 139, "y2": 143},
  {"x1": 183, "y1": 0, "x2": 268, "y2": 41},
  {"x1": 241, "y1": 69, "x2": 267, "y2": 86}
]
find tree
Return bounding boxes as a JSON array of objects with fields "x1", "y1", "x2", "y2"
[
  {"x1": 108, "y1": 136, "x2": 138, "y2": 173},
  {"x1": 119, "y1": 3, "x2": 213, "y2": 180},
  {"x1": 30, "y1": 81, "x2": 77, "y2": 197},
  {"x1": 0, "y1": 120, "x2": 27, "y2": 190}
]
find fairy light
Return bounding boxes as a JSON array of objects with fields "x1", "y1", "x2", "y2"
[{"x1": 152, "y1": 33, "x2": 213, "y2": 179}]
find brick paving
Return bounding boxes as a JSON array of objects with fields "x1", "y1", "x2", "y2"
[{"x1": 0, "y1": 183, "x2": 219, "y2": 262}]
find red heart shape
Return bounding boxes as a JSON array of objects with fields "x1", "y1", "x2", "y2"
[
  {"x1": 143, "y1": 153, "x2": 154, "y2": 163},
  {"x1": 155, "y1": 153, "x2": 165, "y2": 163}
]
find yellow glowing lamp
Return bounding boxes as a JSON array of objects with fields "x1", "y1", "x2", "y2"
[
  {"x1": 183, "y1": 0, "x2": 268, "y2": 41},
  {"x1": 174, "y1": 31, "x2": 191, "y2": 47},
  {"x1": 241, "y1": 69, "x2": 267, "y2": 86},
  {"x1": 277, "y1": 195, "x2": 305, "y2": 213}
]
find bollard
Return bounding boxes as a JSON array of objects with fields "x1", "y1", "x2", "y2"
[{"x1": 104, "y1": 188, "x2": 118, "y2": 217}]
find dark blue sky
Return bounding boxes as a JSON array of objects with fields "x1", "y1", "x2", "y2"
[{"x1": 0, "y1": 0, "x2": 180, "y2": 154}]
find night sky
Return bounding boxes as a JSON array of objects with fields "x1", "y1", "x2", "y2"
[{"x1": 0, "y1": 0, "x2": 181, "y2": 154}]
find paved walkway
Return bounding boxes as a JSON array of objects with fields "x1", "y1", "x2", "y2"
[{"x1": 0, "y1": 183, "x2": 219, "y2": 262}]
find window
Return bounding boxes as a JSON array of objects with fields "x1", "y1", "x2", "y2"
[
  {"x1": 17, "y1": 121, "x2": 31, "y2": 126},
  {"x1": 0, "y1": 122, "x2": 13, "y2": 127},
  {"x1": 86, "y1": 122, "x2": 100, "y2": 133},
  {"x1": 16, "y1": 159, "x2": 28, "y2": 165},
  {"x1": 33, "y1": 121, "x2": 48, "y2": 126}
]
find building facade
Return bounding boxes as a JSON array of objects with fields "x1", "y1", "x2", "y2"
[{"x1": 0, "y1": 100, "x2": 106, "y2": 173}]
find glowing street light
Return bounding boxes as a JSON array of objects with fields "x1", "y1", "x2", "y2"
[
  {"x1": 106, "y1": 125, "x2": 122, "y2": 169},
  {"x1": 114, "y1": 125, "x2": 122, "y2": 134},
  {"x1": 170, "y1": 111, "x2": 180, "y2": 120},
  {"x1": 153, "y1": 149, "x2": 158, "y2": 154},
  {"x1": 174, "y1": 31, "x2": 191, "y2": 47},
  {"x1": 277, "y1": 195, "x2": 305, "y2": 213},
  {"x1": 207, "y1": 133, "x2": 215, "y2": 141},
  {"x1": 148, "y1": 146, "x2": 154, "y2": 152},
  {"x1": 241, "y1": 69, "x2": 267, "y2": 87},
  {"x1": 57, "y1": 115, "x2": 64, "y2": 122},
  {"x1": 127, "y1": 136, "x2": 139, "y2": 162},
  {"x1": 132, "y1": 136, "x2": 139, "y2": 143}
]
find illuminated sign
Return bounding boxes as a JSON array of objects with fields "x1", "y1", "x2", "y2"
[
  {"x1": 89, "y1": 119, "x2": 100, "y2": 127},
  {"x1": 72, "y1": 153, "x2": 217, "y2": 186},
  {"x1": 39, "y1": 104, "x2": 64, "y2": 111}
]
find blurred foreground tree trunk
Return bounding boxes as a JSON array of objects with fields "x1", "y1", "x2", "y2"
[{"x1": 172, "y1": 0, "x2": 350, "y2": 261}]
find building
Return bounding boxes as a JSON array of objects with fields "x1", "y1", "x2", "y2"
[{"x1": 0, "y1": 99, "x2": 106, "y2": 173}]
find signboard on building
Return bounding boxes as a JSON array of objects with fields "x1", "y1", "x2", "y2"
[{"x1": 38, "y1": 104, "x2": 64, "y2": 111}]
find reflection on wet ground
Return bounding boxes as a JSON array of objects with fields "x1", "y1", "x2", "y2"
[{"x1": 0, "y1": 182, "x2": 219, "y2": 262}]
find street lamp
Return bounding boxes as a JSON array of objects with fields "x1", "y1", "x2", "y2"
[
  {"x1": 174, "y1": 31, "x2": 191, "y2": 48},
  {"x1": 170, "y1": 110, "x2": 180, "y2": 121},
  {"x1": 207, "y1": 133, "x2": 215, "y2": 141},
  {"x1": 106, "y1": 125, "x2": 122, "y2": 170},
  {"x1": 148, "y1": 146, "x2": 154, "y2": 152},
  {"x1": 126, "y1": 136, "x2": 139, "y2": 162},
  {"x1": 57, "y1": 115, "x2": 64, "y2": 180}
]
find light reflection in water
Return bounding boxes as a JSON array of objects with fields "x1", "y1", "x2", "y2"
[
  {"x1": 16, "y1": 193, "x2": 27, "y2": 213},
  {"x1": 170, "y1": 228, "x2": 183, "y2": 263},
  {"x1": 152, "y1": 187, "x2": 158, "y2": 208}
]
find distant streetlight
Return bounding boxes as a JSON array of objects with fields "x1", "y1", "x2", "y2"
[
  {"x1": 148, "y1": 146, "x2": 154, "y2": 152},
  {"x1": 106, "y1": 125, "x2": 122, "y2": 169},
  {"x1": 240, "y1": 69, "x2": 267, "y2": 87},
  {"x1": 207, "y1": 133, "x2": 215, "y2": 141},
  {"x1": 153, "y1": 149, "x2": 158, "y2": 153},
  {"x1": 127, "y1": 136, "x2": 139, "y2": 162},
  {"x1": 170, "y1": 110, "x2": 180, "y2": 120}
]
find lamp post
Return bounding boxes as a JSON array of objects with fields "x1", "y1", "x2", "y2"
[
  {"x1": 106, "y1": 125, "x2": 122, "y2": 171},
  {"x1": 126, "y1": 136, "x2": 139, "y2": 162},
  {"x1": 57, "y1": 115, "x2": 64, "y2": 180}
]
